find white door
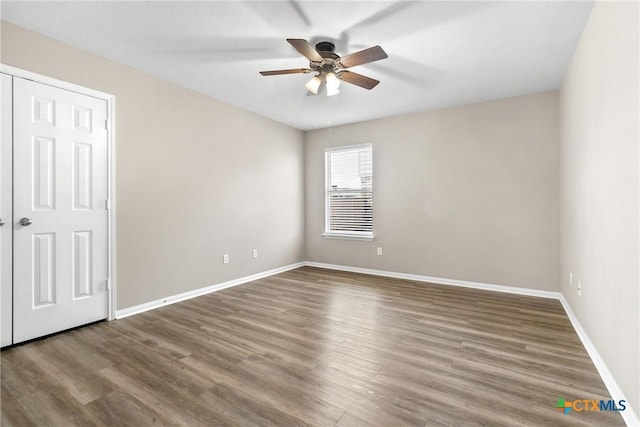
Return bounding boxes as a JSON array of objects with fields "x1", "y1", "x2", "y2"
[
  {"x1": 1, "y1": 74, "x2": 13, "y2": 347},
  {"x1": 13, "y1": 78, "x2": 109, "y2": 343}
]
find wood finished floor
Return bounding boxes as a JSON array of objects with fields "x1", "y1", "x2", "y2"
[{"x1": 1, "y1": 267, "x2": 625, "y2": 426}]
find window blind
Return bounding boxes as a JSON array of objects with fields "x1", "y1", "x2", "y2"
[{"x1": 325, "y1": 145, "x2": 373, "y2": 236}]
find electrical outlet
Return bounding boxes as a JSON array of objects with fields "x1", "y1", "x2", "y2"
[
  {"x1": 253, "y1": 249, "x2": 258, "y2": 259},
  {"x1": 569, "y1": 272, "x2": 573, "y2": 287},
  {"x1": 223, "y1": 254, "x2": 229, "y2": 264},
  {"x1": 377, "y1": 247, "x2": 383, "y2": 256},
  {"x1": 577, "y1": 281, "x2": 582, "y2": 296}
]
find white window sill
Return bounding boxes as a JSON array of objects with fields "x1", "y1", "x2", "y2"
[{"x1": 322, "y1": 232, "x2": 375, "y2": 242}]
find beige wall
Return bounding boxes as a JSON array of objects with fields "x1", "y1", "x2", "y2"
[
  {"x1": 560, "y1": 1, "x2": 639, "y2": 414},
  {"x1": 305, "y1": 92, "x2": 560, "y2": 291},
  {"x1": 1, "y1": 22, "x2": 305, "y2": 309}
]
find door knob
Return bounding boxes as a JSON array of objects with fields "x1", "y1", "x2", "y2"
[
  {"x1": 19, "y1": 217, "x2": 32, "y2": 226},
  {"x1": 0, "y1": 218, "x2": 5, "y2": 226}
]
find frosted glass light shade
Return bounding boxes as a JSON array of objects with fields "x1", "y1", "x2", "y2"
[
  {"x1": 305, "y1": 76, "x2": 321, "y2": 94},
  {"x1": 325, "y1": 72, "x2": 340, "y2": 96}
]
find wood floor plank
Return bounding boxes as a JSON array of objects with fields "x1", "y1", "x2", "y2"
[
  {"x1": 0, "y1": 384, "x2": 37, "y2": 427},
  {"x1": 14, "y1": 386, "x2": 102, "y2": 427},
  {"x1": 85, "y1": 390, "x2": 174, "y2": 427},
  {"x1": 1, "y1": 266, "x2": 626, "y2": 426}
]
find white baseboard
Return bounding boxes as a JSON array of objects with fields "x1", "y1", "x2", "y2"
[
  {"x1": 304, "y1": 261, "x2": 561, "y2": 299},
  {"x1": 115, "y1": 262, "x2": 305, "y2": 319},
  {"x1": 558, "y1": 295, "x2": 639, "y2": 427},
  {"x1": 113, "y1": 260, "x2": 637, "y2": 426}
]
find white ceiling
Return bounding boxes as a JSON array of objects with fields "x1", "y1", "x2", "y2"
[{"x1": 1, "y1": 1, "x2": 593, "y2": 130}]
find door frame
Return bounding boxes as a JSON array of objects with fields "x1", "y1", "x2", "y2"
[{"x1": 0, "y1": 64, "x2": 117, "y2": 321}]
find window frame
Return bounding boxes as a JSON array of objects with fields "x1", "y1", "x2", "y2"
[{"x1": 322, "y1": 143, "x2": 374, "y2": 241}]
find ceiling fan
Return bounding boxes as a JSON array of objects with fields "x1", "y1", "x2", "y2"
[{"x1": 260, "y1": 39, "x2": 388, "y2": 96}]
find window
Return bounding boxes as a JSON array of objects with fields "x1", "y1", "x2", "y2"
[{"x1": 324, "y1": 144, "x2": 373, "y2": 240}]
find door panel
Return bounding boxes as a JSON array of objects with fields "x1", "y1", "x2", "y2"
[
  {"x1": 13, "y1": 78, "x2": 108, "y2": 343},
  {"x1": 1, "y1": 74, "x2": 13, "y2": 347}
]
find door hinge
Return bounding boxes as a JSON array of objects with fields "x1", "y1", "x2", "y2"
[
  {"x1": 104, "y1": 119, "x2": 109, "y2": 130},
  {"x1": 105, "y1": 199, "x2": 111, "y2": 210},
  {"x1": 106, "y1": 278, "x2": 111, "y2": 291}
]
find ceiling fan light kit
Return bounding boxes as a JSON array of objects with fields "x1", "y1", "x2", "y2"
[{"x1": 260, "y1": 39, "x2": 387, "y2": 96}]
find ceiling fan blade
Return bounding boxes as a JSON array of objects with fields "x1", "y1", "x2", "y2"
[
  {"x1": 338, "y1": 46, "x2": 388, "y2": 68},
  {"x1": 259, "y1": 68, "x2": 312, "y2": 76},
  {"x1": 286, "y1": 38, "x2": 324, "y2": 62},
  {"x1": 339, "y1": 71, "x2": 380, "y2": 90}
]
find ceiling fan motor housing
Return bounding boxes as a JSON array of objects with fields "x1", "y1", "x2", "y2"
[
  {"x1": 315, "y1": 41, "x2": 335, "y2": 53},
  {"x1": 312, "y1": 41, "x2": 340, "y2": 73}
]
